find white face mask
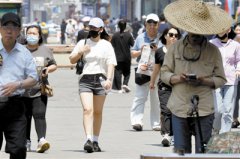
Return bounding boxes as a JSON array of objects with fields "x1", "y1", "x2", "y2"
[{"x1": 26, "y1": 35, "x2": 39, "y2": 45}]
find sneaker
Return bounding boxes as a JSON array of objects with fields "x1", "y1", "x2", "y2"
[
  {"x1": 122, "y1": 85, "x2": 131, "y2": 93},
  {"x1": 26, "y1": 140, "x2": 31, "y2": 152},
  {"x1": 132, "y1": 124, "x2": 143, "y2": 131},
  {"x1": 84, "y1": 140, "x2": 94, "y2": 153},
  {"x1": 161, "y1": 134, "x2": 172, "y2": 147},
  {"x1": 232, "y1": 120, "x2": 240, "y2": 128},
  {"x1": 36, "y1": 138, "x2": 50, "y2": 153},
  {"x1": 152, "y1": 125, "x2": 161, "y2": 131},
  {"x1": 93, "y1": 141, "x2": 101, "y2": 152}
]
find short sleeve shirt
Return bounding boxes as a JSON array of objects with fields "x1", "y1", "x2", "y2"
[{"x1": 70, "y1": 39, "x2": 117, "y2": 76}]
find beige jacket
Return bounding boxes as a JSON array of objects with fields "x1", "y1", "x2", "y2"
[{"x1": 161, "y1": 37, "x2": 226, "y2": 118}]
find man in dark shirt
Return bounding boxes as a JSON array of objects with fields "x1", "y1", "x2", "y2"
[
  {"x1": 60, "y1": 19, "x2": 67, "y2": 44},
  {"x1": 76, "y1": 21, "x2": 89, "y2": 43}
]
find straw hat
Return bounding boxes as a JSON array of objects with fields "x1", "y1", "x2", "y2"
[{"x1": 164, "y1": 0, "x2": 233, "y2": 35}]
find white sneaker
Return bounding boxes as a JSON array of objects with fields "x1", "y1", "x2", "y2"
[
  {"x1": 36, "y1": 138, "x2": 50, "y2": 153},
  {"x1": 152, "y1": 125, "x2": 161, "y2": 131},
  {"x1": 122, "y1": 85, "x2": 131, "y2": 93},
  {"x1": 26, "y1": 140, "x2": 31, "y2": 152},
  {"x1": 161, "y1": 134, "x2": 172, "y2": 147}
]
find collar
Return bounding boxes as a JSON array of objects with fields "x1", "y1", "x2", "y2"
[
  {"x1": 143, "y1": 32, "x2": 160, "y2": 43},
  {"x1": 0, "y1": 39, "x2": 21, "y2": 53},
  {"x1": 214, "y1": 38, "x2": 232, "y2": 47}
]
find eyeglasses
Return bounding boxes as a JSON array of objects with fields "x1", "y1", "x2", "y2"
[
  {"x1": 168, "y1": 33, "x2": 178, "y2": 38},
  {"x1": 1, "y1": 25, "x2": 20, "y2": 31}
]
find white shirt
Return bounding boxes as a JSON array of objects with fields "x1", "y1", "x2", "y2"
[{"x1": 70, "y1": 39, "x2": 117, "y2": 76}]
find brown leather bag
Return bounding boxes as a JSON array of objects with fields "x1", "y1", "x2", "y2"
[{"x1": 41, "y1": 84, "x2": 53, "y2": 97}]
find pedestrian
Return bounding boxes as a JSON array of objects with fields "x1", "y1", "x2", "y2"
[
  {"x1": 210, "y1": 28, "x2": 240, "y2": 134},
  {"x1": 158, "y1": 14, "x2": 170, "y2": 35},
  {"x1": 40, "y1": 22, "x2": 49, "y2": 44},
  {"x1": 232, "y1": 23, "x2": 240, "y2": 128},
  {"x1": 69, "y1": 17, "x2": 116, "y2": 153},
  {"x1": 131, "y1": 18, "x2": 142, "y2": 39},
  {"x1": 23, "y1": 25, "x2": 57, "y2": 153},
  {"x1": 150, "y1": 27, "x2": 181, "y2": 147},
  {"x1": 0, "y1": 12, "x2": 38, "y2": 159},
  {"x1": 111, "y1": 19, "x2": 135, "y2": 93},
  {"x1": 130, "y1": 13, "x2": 161, "y2": 131},
  {"x1": 161, "y1": 0, "x2": 230, "y2": 153},
  {"x1": 60, "y1": 19, "x2": 67, "y2": 44},
  {"x1": 76, "y1": 21, "x2": 89, "y2": 43},
  {"x1": 66, "y1": 20, "x2": 75, "y2": 44}
]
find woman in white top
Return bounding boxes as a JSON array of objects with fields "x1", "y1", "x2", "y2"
[{"x1": 69, "y1": 17, "x2": 117, "y2": 153}]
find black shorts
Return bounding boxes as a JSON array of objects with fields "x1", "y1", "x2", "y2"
[{"x1": 79, "y1": 74, "x2": 106, "y2": 95}]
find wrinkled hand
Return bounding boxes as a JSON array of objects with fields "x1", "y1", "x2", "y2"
[
  {"x1": 183, "y1": 73, "x2": 202, "y2": 86},
  {"x1": 1, "y1": 82, "x2": 19, "y2": 96}
]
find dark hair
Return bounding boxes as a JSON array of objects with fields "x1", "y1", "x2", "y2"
[
  {"x1": 100, "y1": 28, "x2": 110, "y2": 41},
  {"x1": 25, "y1": 25, "x2": 43, "y2": 45},
  {"x1": 118, "y1": 19, "x2": 126, "y2": 34},
  {"x1": 160, "y1": 27, "x2": 181, "y2": 45},
  {"x1": 159, "y1": 14, "x2": 166, "y2": 22}
]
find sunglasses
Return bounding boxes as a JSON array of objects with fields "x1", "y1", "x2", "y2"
[
  {"x1": 146, "y1": 20, "x2": 158, "y2": 25},
  {"x1": 168, "y1": 33, "x2": 178, "y2": 38}
]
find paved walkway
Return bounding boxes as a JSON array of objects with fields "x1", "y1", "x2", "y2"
[{"x1": 0, "y1": 68, "x2": 239, "y2": 159}]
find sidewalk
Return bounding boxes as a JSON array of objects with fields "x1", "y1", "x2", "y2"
[
  {"x1": 0, "y1": 68, "x2": 239, "y2": 159},
  {"x1": 0, "y1": 68, "x2": 173, "y2": 159}
]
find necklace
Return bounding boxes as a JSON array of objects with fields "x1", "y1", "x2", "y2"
[{"x1": 182, "y1": 42, "x2": 202, "y2": 62}]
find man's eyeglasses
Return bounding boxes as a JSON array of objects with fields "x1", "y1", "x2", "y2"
[
  {"x1": 1, "y1": 25, "x2": 20, "y2": 31},
  {"x1": 168, "y1": 33, "x2": 178, "y2": 38}
]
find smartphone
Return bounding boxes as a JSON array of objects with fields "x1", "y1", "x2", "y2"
[
  {"x1": 150, "y1": 43, "x2": 156, "y2": 49},
  {"x1": 186, "y1": 74, "x2": 197, "y2": 80}
]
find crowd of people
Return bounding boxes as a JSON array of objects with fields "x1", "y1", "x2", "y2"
[{"x1": 0, "y1": 0, "x2": 240, "y2": 158}]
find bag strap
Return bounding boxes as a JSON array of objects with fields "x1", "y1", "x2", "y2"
[{"x1": 79, "y1": 38, "x2": 87, "y2": 60}]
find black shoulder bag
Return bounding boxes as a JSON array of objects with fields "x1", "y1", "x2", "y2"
[{"x1": 76, "y1": 38, "x2": 87, "y2": 75}]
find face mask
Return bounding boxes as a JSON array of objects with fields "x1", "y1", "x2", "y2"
[
  {"x1": 217, "y1": 33, "x2": 228, "y2": 40},
  {"x1": 26, "y1": 35, "x2": 39, "y2": 45},
  {"x1": 89, "y1": 30, "x2": 100, "y2": 38}
]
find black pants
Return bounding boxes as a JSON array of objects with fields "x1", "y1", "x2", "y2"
[
  {"x1": 158, "y1": 84, "x2": 172, "y2": 135},
  {"x1": 23, "y1": 95, "x2": 48, "y2": 141},
  {"x1": 112, "y1": 61, "x2": 131, "y2": 90},
  {"x1": 0, "y1": 97, "x2": 27, "y2": 159}
]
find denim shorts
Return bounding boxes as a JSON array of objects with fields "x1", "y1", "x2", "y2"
[{"x1": 79, "y1": 74, "x2": 106, "y2": 95}]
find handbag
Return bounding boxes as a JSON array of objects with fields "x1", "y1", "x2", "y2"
[
  {"x1": 40, "y1": 76, "x2": 53, "y2": 97},
  {"x1": 41, "y1": 84, "x2": 53, "y2": 97},
  {"x1": 134, "y1": 67, "x2": 150, "y2": 85},
  {"x1": 75, "y1": 38, "x2": 87, "y2": 75},
  {"x1": 75, "y1": 57, "x2": 85, "y2": 75}
]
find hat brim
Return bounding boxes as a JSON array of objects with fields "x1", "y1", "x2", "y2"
[
  {"x1": 164, "y1": 0, "x2": 233, "y2": 35},
  {"x1": 2, "y1": 21, "x2": 20, "y2": 27}
]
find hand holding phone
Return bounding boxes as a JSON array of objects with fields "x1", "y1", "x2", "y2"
[{"x1": 186, "y1": 74, "x2": 197, "y2": 81}]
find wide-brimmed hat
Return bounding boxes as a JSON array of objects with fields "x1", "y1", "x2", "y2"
[{"x1": 164, "y1": 0, "x2": 233, "y2": 35}]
